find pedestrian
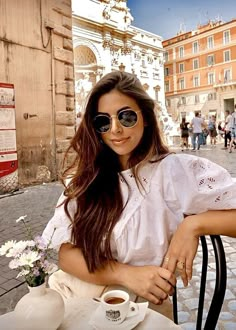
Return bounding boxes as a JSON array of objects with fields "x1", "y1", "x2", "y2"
[
  {"x1": 202, "y1": 127, "x2": 209, "y2": 145},
  {"x1": 229, "y1": 105, "x2": 236, "y2": 153},
  {"x1": 217, "y1": 122, "x2": 224, "y2": 142},
  {"x1": 42, "y1": 71, "x2": 236, "y2": 320},
  {"x1": 190, "y1": 112, "x2": 204, "y2": 150},
  {"x1": 180, "y1": 118, "x2": 189, "y2": 151},
  {"x1": 208, "y1": 115, "x2": 217, "y2": 145},
  {"x1": 223, "y1": 110, "x2": 232, "y2": 149}
]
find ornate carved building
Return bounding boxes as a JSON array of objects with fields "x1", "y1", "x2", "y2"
[{"x1": 72, "y1": 0, "x2": 173, "y2": 131}]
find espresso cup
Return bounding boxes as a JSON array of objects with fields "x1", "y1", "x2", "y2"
[{"x1": 100, "y1": 290, "x2": 138, "y2": 324}]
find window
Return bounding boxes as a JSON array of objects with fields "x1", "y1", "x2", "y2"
[
  {"x1": 207, "y1": 93, "x2": 217, "y2": 101},
  {"x1": 164, "y1": 81, "x2": 170, "y2": 92},
  {"x1": 192, "y1": 41, "x2": 199, "y2": 54},
  {"x1": 207, "y1": 55, "x2": 215, "y2": 66},
  {"x1": 141, "y1": 57, "x2": 146, "y2": 67},
  {"x1": 208, "y1": 93, "x2": 213, "y2": 100},
  {"x1": 223, "y1": 30, "x2": 230, "y2": 45},
  {"x1": 178, "y1": 97, "x2": 186, "y2": 106},
  {"x1": 208, "y1": 72, "x2": 215, "y2": 85},
  {"x1": 179, "y1": 63, "x2": 184, "y2": 73},
  {"x1": 179, "y1": 78, "x2": 185, "y2": 90},
  {"x1": 153, "y1": 57, "x2": 159, "y2": 70},
  {"x1": 154, "y1": 89, "x2": 159, "y2": 101},
  {"x1": 166, "y1": 99, "x2": 171, "y2": 107},
  {"x1": 181, "y1": 96, "x2": 186, "y2": 105},
  {"x1": 194, "y1": 95, "x2": 199, "y2": 104},
  {"x1": 207, "y1": 36, "x2": 214, "y2": 49},
  {"x1": 193, "y1": 58, "x2": 199, "y2": 70},
  {"x1": 164, "y1": 67, "x2": 169, "y2": 76},
  {"x1": 179, "y1": 46, "x2": 184, "y2": 58},
  {"x1": 164, "y1": 51, "x2": 169, "y2": 62},
  {"x1": 224, "y1": 50, "x2": 230, "y2": 62},
  {"x1": 224, "y1": 69, "x2": 231, "y2": 82},
  {"x1": 193, "y1": 75, "x2": 199, "y2": 87}
]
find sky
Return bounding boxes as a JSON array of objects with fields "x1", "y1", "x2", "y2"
[{"x1": 127, "y1": 0, "x2": 235, "y2": 39}]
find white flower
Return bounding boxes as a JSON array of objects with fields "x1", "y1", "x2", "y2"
[
  {"x1": 0, "y1": 240, "x2": 17, "y2": 256},
  {"x1": 16, "y1": 269, "x2": 30, "y2": 278},
  {"x1": 18, "y1": 251, "x2": 41, "y2": 267},
  {"x1": 9, "y1": 259, "x2": 21, "y2": 269},
  {"x1": 6, "y1": 240, "x2": 35, "y2": 258},
  {"x1": 16, "y1": 215, "x2": 28, "y2": 223},
  {"x1": 1, "y1": 217, "x2": 58, "y2": 287},
  {"x1": 16, "y1": 215, "x2": 27, "y2": 223}
]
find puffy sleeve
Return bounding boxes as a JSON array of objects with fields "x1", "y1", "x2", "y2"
[
  {"x1": 163, "y1": 154, "x2": 236, "y2": 215},
  {"x1": 42, "y1": 192, "x2": 76, "y2": 251}
]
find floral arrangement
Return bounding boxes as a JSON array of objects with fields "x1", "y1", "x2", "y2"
[{"x1": 0, "y1": 215, "x2": 58, "y2": 287}]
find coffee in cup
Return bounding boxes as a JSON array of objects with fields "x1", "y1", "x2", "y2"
[
  {"x1": 105, "y1": 297, "x2": 125, "y2": 304},
  {"x1": 100, "y1": 290, "x2": 138, "y2": 324}
]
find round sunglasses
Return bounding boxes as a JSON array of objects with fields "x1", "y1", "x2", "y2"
[{"x1": 93, "y1": 109, "x2": 141, "y2": 133}]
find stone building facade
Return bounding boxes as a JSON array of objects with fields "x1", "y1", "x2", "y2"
[
  {"x1": 0, "y1": 0, "x2": 75, "y2": 190},
  {"x1": 163, "y1": 19, "x2": 236, "y2": 122}
]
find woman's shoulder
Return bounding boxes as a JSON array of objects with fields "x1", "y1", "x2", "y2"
[
  {"x1": 156, "y1": 153, "x2": 208, "y2": 174},
  {"x1": 150, "y1": 153, "x2": 186, "y2": 176},
  {"x1": 158, "y1": 153, "x2": 195, "y2": 165}
]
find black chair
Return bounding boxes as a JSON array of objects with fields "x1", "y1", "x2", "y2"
[{"x1": 173, "y1": 235, "x2": 227, "y2": 330}]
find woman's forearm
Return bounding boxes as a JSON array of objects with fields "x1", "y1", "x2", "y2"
[
  {"x1": 185, "y1": 209, "x2": 236, "y2": 237},
  {"x1": 59, "y1": 243, "x2": 127, "y2": 286},
  {"x1": 58, "y1": 243, "x2": 177, "y2": 305}
]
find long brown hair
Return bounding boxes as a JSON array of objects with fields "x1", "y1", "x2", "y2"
[{"x1": 62, "y1": 71, "x2": 169, "y2": 272}]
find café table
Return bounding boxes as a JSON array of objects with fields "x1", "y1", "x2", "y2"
[{"x1": 0, "y1": 297, "x2": 182, "y2": 329}]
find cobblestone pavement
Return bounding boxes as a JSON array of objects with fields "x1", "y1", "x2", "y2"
[{"x1": 0, "y1": 142, "x2": 236, "y2": 329}]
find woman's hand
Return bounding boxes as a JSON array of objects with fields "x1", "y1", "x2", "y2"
[
  {"x1": 121, "y1": 265, "x2": 176, "y2": 305},
  {"x1": 59, "y1": 243, "x2": 175, "y2": 305},
  {"x1": 162, "y1": 216, "x2": 199, "y2": 287}
]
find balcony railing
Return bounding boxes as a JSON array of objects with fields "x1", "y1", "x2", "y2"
[{"x1": 213, "y1": 79, "x2": 236, "y2": 88}]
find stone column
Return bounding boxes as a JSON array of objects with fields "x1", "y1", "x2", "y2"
[{"x1": 102, "y1": 32, "x2": 112, "y2": 74}]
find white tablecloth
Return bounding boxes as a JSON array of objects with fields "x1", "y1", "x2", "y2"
[{"x1": 0, "y1": 298, "x2": 182, "y2": 329}]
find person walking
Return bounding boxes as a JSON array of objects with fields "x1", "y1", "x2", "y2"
[
  {"x1": 217, "y1": 122, "x2": 224, "y2": 142},
  {"x1": 222, "y1": 110, "x2": 231, "y2": 150},
  {"x1": 180, "y1": 118, "x2": 189, "y2": 151},
  {"x1": 42, "y1": 71, "x2": 236, "y2": 320},
  {"x1": 208, "y1": 115, "x2": 217, "y2": 145},
  {"x1": 190, "y1": 112, "x2": 204, "y2": 150},
  {"x1": 229, "y1": 105, "x2": 236, "y2": 153}
]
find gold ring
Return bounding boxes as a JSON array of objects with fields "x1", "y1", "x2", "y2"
[
  {"x1": 163, "y1": 257, "x2": 169, "y2": 263},
  {"x1": 177, "y1": 261, "x2": 185, "y2": 270}
]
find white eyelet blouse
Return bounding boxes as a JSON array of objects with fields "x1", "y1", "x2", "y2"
[{"x1": 42, "y1": 154, "x2": 236, "y2": 266}]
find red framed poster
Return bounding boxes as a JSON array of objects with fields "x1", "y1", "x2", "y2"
[{"x1": 0, "y1": 83, "x2": 18, "y2": 193}]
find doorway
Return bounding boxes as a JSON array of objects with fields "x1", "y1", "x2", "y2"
[{"x1": 224, "y1": 98, "x2": 234, "y2": 113}]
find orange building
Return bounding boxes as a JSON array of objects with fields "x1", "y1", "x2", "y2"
[{"x1": 163, "y1": 19, "x2": 236, "y2": 123}]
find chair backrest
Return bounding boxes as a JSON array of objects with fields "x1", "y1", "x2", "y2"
[{"x1": 173, "y1": 235, "x2": 227, "y2": 329}]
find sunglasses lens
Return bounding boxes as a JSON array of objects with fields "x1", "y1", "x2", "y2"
[
  {"x1": 93, "y1": 115, "x2": 110, "y2": 133},
  {"x1": 118, "y1": 110, "x2": 138, "y2": 127}
]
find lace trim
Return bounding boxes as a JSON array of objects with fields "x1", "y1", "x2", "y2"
[{"x1": 189, "y1": 159, "x2": 232, "y2": 204}]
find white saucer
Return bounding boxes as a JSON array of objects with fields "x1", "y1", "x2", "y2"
[{"x1": 89, "y1": 302, "x2": 149, "y2": 330}]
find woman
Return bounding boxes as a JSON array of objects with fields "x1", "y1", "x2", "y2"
[
  {"x1": 43, "y1": 71, "x2": 236, "y2": 318},
  {"x1": 208, "y1": 115, "x2": 218, "y2": 145},
  {"x1": 180, "y1": 118, "x2": 189, "y2": 151}
]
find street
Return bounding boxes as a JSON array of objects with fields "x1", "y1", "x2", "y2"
[{"x1": 0, "y1": 142, "x2": 236, "y2": 329}]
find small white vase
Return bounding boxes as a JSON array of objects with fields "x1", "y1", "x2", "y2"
[{"x1": 14, "y1": 282, "x2": 65, "y2": 330}]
